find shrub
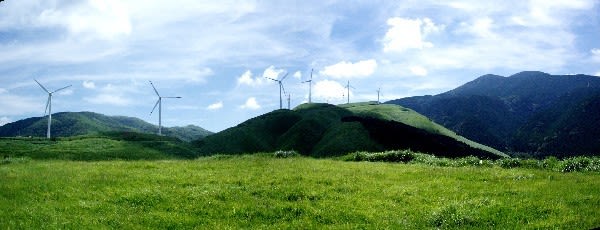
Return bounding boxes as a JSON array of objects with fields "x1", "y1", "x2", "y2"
[
  {"x1": 273, "y1": 150, "x2": 299, "y2": 158},
  {"x1": 345, "y1": 150, "x2": 415, "y2": 163},
  {"x1": 498, "y1": 158, "x2": 521, "y2": 169},
  {"x1": 559, "y1": 157, "x2": 600, "y2": 172}
]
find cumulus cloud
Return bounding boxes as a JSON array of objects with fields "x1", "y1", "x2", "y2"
[
  {"x1": 313, "y1": 80, "x2": 346, "y2": 102},
  {"x1": 38, "y1": 0, "x2": 131, "y2": 41},
  {"x1": 83, "y1": 80, "x2": 96, "y2": 89},
  {"x1": 410, "y1": 66, "x2": 428, "y2": 76},
  {"x1": 383, "y1": 17, "x2": 442, "y2": 53},
  {"x1": 207, "y1": 101, "x2": 223, "y2": 110},
  {"x1": 320, "y1": 59, "x2": 377, "y2": 79},
  {"x1": 262, "y1": 65, "x2": 286, "y2": 80},
  {"x1": 84, "y1": 94, "x2": 132, "y2": 106},
  {"x1": 293, "y1": 71, "x2": 302, "y2": 79},
  {"x1": 591, "y1": 48, "x2": 600, "y2": 62},
  {"x1": 240, "y1": 97, "x2": 260, "y2": 110}
]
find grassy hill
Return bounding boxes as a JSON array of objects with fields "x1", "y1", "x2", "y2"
[
  {"x1": 194, "y1": 102, "x2": 506, "y2": 159},
  {"x1": 387, "y1": 71, "x2": 600, "y2": 157},
  {"x1": 0, "y1": 132, "x2": 198, "y2": 160},
  {"x1": 0, "y1": 111, "x2": 212, "y2": 142}
]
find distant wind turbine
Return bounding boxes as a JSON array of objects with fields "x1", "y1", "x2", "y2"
[
  {"x1": 149, "y1": 81, "x2": 181, "y2": 136},
  {"x1": 302, "y1": 69, "x2": 313, "y2": 103},
  {"x1": 34, "y1": 79, "x2": 71, "y2": 139},
  {"x1": 376, "y1": 87, "x2": 382, "y2": 104},
  {"x1": 345, "y1": 80, "x2": 354, "y2": 104},
  {"x1": 265, "y1": 72, "x2": 289, "y2": 109}
]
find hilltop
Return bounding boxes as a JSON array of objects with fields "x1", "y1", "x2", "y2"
[
  {"x1": 0, "y1": 111, "x2": 212, "y2": 142},
  {"x1": 194, "y1": 102, "x2": 506, "y2": 159},
  {"x1": 387, "y1": 71, "x2": 600, "y2": 157}
]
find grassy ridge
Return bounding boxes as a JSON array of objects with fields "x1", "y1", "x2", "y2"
[
  {"x1": 0, "y1": 132, "x2": 197, "y2": 160},
  {"x1": 1, "y1": 154, "x2": 599, "y2": 229}
]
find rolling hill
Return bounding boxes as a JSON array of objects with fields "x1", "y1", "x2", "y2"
[
  {"x1": 194, "y1": 102, "x2": 506, "y2": 159},
  {"x1": 387, "y1": 71, "x2": 600, "y2": 157},
  {"x1": 0, "y1": 111, "x2": 213, "y2": 142}
]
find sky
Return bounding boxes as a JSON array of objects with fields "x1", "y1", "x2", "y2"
[{"x1": 1, "y1": 0, "x2": 599, "y2": 132}]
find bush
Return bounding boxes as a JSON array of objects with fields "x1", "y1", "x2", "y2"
[
  {"x1": 273, "y1": 150, "x2": 299, "y2": 158},
  {"x1": 345, "y1": 150, "x2": 415, "y2": 163},
  {"x1": 559, "y1": 157, "x2": 600, "y2": 172},
  {"x1": 498, "y1": 158, "x2": 521, "y2": 169}
]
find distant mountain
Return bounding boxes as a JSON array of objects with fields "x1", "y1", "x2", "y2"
[
  {"x1": 0, "y1": 111, "x2": 212, "y2": 142},
  {"x1": 387, "y1": 71, "x2": 600, "y2": 157},
  {"x1": 194, "y1": 102, "x2": 506, "y2": 159}
]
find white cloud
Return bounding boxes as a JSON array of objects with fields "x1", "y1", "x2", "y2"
[
  {"x1": 0, "y1": 88, "x2": 6, "y2": 94},
  {"x1": 0, "y1": 116, "x2": 10, "y2": 126},
  {"x1": 237, "y1": 70, "x2": 258, "y2": 86},
  {"x1": 240, "y1": 97, "x2": 260, "y2": 110},
  {"x1": 383, "y1": 17, "x2": 441, "y2": 53},
  {"x1": 313, "y1": 80, "x2": 346, "y2": 102},
  {"x1": 293, "y1": 71, "x2": 302, "y2": 79},
  {"x1": 84, "y1": 94, "x2": 132, "y2": 106},
  {"x1": 262, "y1": 65, "x2": 286, "y2": 79},
  {"x1": 207, "y1": 101, "x2": 223, "y2": 110},
  {"x1": 320, "y1": 59, "x2": 377, "y2": 79},
  {"x1": 38, "y1": 0, "x2": 131, "y2": 41},
  {"x1": 592, "y1": 48, "x2": 600, "y2": 62},
  {"x1": 410, "y1": 66, "x2": 428, "y2": 76},
  {"x1": 83, "y1": 80, "x2": 96, "y2": 89}
]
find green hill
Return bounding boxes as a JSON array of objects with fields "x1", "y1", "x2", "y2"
[
  {"x1": 0, "y1": 111, "x2": 212, "y2": 142},
  {"x1": 0, "y1": 132, "x2": 198, "y2": 160},
  {"x1": 194, "y1": 102, "x2": 506, "y2": 159},
  {"x1": 387, "y1": 71, "x2": 600, "y2": 157}
]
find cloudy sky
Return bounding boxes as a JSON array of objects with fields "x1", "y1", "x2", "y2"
[{"x1": 1, "y1": 0, "x2": 599, "y2": 132}]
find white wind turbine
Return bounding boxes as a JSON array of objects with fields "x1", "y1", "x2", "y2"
[
  {"x1": 34, "y1": 79, "x2": 71, "y2": 139},
  {"x1": 149, "y1": 81, "x2": 181, "y2": 136},
  {"x1": 265, "y1": 72, "x2": 289, "y2": 109},
  {"x1": 301, "y1": 69, "x2": 313, "y2": 103},
  {"x1": 345, "y1": 80, "x2": 355, "y2": 104}
]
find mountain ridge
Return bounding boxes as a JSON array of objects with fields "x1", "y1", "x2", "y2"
[
  {"x1": 386, "y1": 71, "x2": 600, "y2": 157},
  {"x1": 0, "y1": 111, "x2": 213, "y2": 142}
]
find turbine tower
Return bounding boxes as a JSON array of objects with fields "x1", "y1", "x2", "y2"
[
  {"x1": 377, "y1": 87, "x2": 381, "y2": 104},
  {"x1": 265, "y1": 72, "x2": 289, "y2": 109},
  {"x1": 34, "y1": 79, "x2": 71, "y2": 139},
  {"x1": 345, "y1": 80, "x2": 354, "y2": 104},
  {"x1": 149, "y1": 81, "x2": 181, "y2": 136},
  {"x1": 302, "y1": 69, "x2": 313, "y2": 103}
]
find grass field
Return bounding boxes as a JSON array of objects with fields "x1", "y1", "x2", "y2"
[{"x1": 1, "y1": 154, "x2": 599, "y2": 229}]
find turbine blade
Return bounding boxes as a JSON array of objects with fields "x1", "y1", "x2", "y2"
[
  {"x1": 163, "y1": 96, "x2": 181, "y2": 98},
  {"x1": 149, "y1": 81, "x2": 160, "y2": 97},
  {"x1": 280, "y1": 72, "x2": 289, "y2": 81},
  {"x1": 281, "y1": 83, "x2": 287, "y2": 95},
  {"x1": 52, "y1": 85, "x2": 72, "y2": 93},
  {"x1": 150, "y1": 99, "x2": 160, "y2": 115},
  {"x1": 34, "y1": 79, "x2": 50, "y2": 93},
  {"x1": 265, "y1": 77, "x2": 278, "y2": 82},
  {"x1": 44, "y1": 96, "x2": 50, "y2": 115},
  {"x1": 310, "y1": 68, "x2": 313, "y2": 80}
]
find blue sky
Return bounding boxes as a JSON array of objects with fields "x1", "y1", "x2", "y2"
[{"x1": 1, "y1": 0, "x2": 599, "y2": 132}]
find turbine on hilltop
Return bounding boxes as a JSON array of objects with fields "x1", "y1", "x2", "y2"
[
  {"x1": 34, "y1": 79, "x2": 71, "y2": 139},
  {"x1": 149, "y1": 81, "x2": 181, "y2": 136},
  {"x1": 265, "y1": 72, "x2": 289, "y2": 109}
]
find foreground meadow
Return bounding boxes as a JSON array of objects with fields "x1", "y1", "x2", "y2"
[{"x1": 1, "y1": 154, "x2": 599, "y2": 229}]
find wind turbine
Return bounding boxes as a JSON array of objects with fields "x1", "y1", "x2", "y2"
[
  {"x1": 287, "y1": 93, "x2": 291, "y2": 109},
  {"x1": 302, "y1": 69, "x2": 313, "y2": 103},
  {"x1": 376, "y1": 87, "x2": 382, "y2": 104},
  {"x1": 34, "y1": 79, "x2": 71, "y2": 139},
  {"x1": 265, "y1": 72, "x2": 289, "y2": 109},
  {"x1": 149, "y1": 81, "x2": 181, "y2": 136},
  {"x1": 345, "y1": 80, "x2": 354, "y2": 104}
]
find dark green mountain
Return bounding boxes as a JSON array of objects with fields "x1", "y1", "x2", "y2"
[
  {"x1": 194, "y1": 102, "x2": 506, "y2": 159},
  {"x1": 0, "y1": 111, "x2": 212, "y2": 142},
  {"x1": 387, "y1": 71, "x2": 600, "y2": 156}
]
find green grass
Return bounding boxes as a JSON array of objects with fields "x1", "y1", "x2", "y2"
[{"x1": 1, "y1": 154, "x2": 599, "y2": 229}]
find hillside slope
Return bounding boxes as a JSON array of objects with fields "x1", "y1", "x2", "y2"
[
  {"x1": 194, "y1": 103, "x2": 506, "y2": 159},
  {"x1": 387, "y1": 71, "x2": 600, "y2": 156},
  {"x1": 0, "y1": 111, "x2": 212, "y2": 142}
]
